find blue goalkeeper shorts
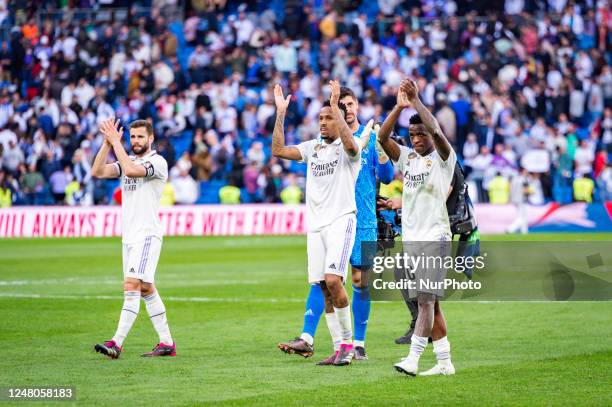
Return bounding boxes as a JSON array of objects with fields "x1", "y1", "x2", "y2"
[{"x1": 350, "y1": 227, "x2": 377, "y2": 268}]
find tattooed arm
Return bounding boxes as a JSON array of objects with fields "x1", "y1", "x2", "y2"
[{"x1": 270, "y1": 84, "x2": 302, "y2": 161}]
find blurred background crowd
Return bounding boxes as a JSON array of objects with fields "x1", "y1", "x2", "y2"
[{"x1": 0, "y1": 0, "x2": 611, "y2": 208}]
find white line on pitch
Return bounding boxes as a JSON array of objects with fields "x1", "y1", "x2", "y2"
[
  {"x1": 0, "y1": 293, "x2": 304, "y2": 303},
  {"x1": 0, "y1": 279, "x2": 267, "y2": 286}
]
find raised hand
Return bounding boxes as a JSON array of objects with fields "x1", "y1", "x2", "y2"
[
  {"x1": 329, "y1": 80, "x2": 341, "y2": 106},
  {"x1": 401, "y1": 79, "x2": 419, "y2": 102},
  {"x1": 397, "y1": 80, "x2": 412, "y2": 109},
  {"x1": 374, "y1": 123, "x2": 389, "y2": 160},
  {"x1": 100, "y1": 118, "x2": 124, "y2": 145},
  {"x1": 359, "y1": 119, "x2": 374, "y2": 149},
  {"x1": 273, "y1": 84, "x2": 291, "y2": 113}
]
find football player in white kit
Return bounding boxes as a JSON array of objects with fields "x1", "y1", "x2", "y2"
[
  {"x1": 272, "y1": 81, "x2": 363, "y2": 366},
  {"x1": 378, "y1": 79, "x2": 457, "y2": 376},
  {"x1": 92, "y1": 118, "x2": 175, "y2": 358}
]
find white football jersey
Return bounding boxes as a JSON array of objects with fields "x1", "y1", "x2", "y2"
[
  {"x1": 297, "y1": 136, "x2": 362, "y2": 232},
  {"x1": 394, "y1": 146, "x2": 456, "y2": 241},
  {"x1": 114, "y1": 150, "x2": 168, "y2": 244}
]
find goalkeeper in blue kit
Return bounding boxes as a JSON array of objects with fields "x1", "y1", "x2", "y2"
[{"x1": 278, "y1": 87, "x2": 394, "y2": 363}]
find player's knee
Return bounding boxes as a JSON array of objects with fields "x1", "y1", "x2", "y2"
[
  {"x1": 351, "y1": 269, "x2": 362, "y2": 287},
  {"x1": 417, "y1": 293, "x2": 435, "y2": 307},
  {"x1": 324, "y1": 274, "x2": 342, "y2": 292},
  {"x1": 140, "y1": 283, "x2": 155, "y2": 296},
  {"x1": 123, "y1": 279, "x2": 140, "y2": 291}
]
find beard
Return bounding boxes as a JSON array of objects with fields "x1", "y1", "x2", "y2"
[{"x1": 131, "y1": 144, "x2": 149, "y2": 155}]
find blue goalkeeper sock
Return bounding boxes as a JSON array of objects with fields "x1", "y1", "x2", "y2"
[
  {"x1": 300, "y1": 283, "x2": 324, "y2": 346},
  {"x1": 352, "y1": 284, "x2": 371, "y2": 347}
]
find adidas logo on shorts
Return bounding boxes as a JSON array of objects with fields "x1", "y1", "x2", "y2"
[{"x1": 329, "y1": 264, "x2": 336, "y2": 270}]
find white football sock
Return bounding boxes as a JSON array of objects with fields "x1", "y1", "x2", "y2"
[
  {"x1": 112, "y1": 290, "x2": 140, "y2": 347},
  {"x1": 334, "y1": 305, "x2": 352, "y2": 345},
  {"x1": 143, "y1": 292, "x2": 173, "y2": 345},
  {"x1": 433, "y1": 336, "x2": 452, "y2": 366},
  {"x1": 324, "y1": 312, "x2": 342, "y2": 351},
  {"x1": 299, "y1": 333, "x2": 314, "y2": 346},
  {"x1": 407, "y1": 334, "x2": 428, "y2": 363}
]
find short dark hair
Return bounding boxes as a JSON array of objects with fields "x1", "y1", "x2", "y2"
[
  {"x1": 339, "y1": 86, "x2": 357, "y2": 102},
  {"x1": 130, "y1": 120, "x2": 154, "y2": 136},
  {"x1": 409, "y1": 114, "x2": 423, "y2": 125},
  {"x1": 322, "y1": 100, "x2": 348, "y2": 118}
]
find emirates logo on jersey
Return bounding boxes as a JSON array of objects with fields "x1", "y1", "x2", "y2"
[
  {"x1": 311, "y1": 159, "x2": 339, "y2": 177},
  {"x1": 123, "y1": 177, "x2": 141, "y2": 192},
  {"x1": 403, "y1": 170, "x2": 430, "y2": 189}
]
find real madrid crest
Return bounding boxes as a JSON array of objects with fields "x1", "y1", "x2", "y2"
[{"x1": 425, "y1": 159, "x2": 433, "y2": 169}]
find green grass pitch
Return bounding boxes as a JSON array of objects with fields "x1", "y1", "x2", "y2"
[{"x1": 1, "y1": 234, "x2": 611, "y2": 406}]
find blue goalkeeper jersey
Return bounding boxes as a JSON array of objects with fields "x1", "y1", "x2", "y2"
[{"x1": 354, "y1": 124, "x2": 394, "y2": 229}]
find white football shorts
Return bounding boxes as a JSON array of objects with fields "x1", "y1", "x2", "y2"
[
  {"x1": 122, "y1": 236, "x2": 162, "y2": 284},
  {"x1": 307, "y1": 213, "x2": 356, "y2": 284}
]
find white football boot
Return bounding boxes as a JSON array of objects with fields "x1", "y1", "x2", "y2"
[
  {"x1": 419, "y1": 361, "x2": 456, "y2": 376},
  {"x1": 394, "y1": 356, "x2": 419, "y2": 376}
]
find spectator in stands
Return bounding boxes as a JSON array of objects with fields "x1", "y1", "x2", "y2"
[
  {"x1": 2, "y1": 139, "x2": 23, "y2": 175},
  {"x1": 153, "y1": 60, "x2": 175, "y2": 92},
  {"x1": 594, "y1": 147, "x2": 608, "y2": 179},
  {"x1": 280, "y1": 173, "x2": 302, "y2": 204},
  {"x1": 0, "y1": 169, "x2": 13, "y2": 207},
  {"x1": 599, "y1": 163, "x2": 612, "y2": 201},
  {"x1": 219, "y1": 179, "x2": 241, "y2": 204},
  {"x1": 574, "y1": 140, "x2": 595, "y2": 176},
  {"x1": 19, "y1": 163, "x2": 45, "y2": 205},
  {"x1": 246, "y1": 141, "x2": 265, "y2": 169},
  {"x1": 487, "y1": 172, "x2": 510, "y2": 204},
  {"x1": 491, "y1": 143, "x2": 516, "y2": 177},
  {"x1": 463, "y1": 133, "x2": 480, "y2": 176},
  {"x1": 601, "y1": 108, "x2": 612, "y2": 146},
  {"x1": 160, "y1": 182, "x2": 176, "y2": 207},
  {"x1": 468, "y1": 145, "x2": 493, "y2": 202},
  {"x1": 171, "y1": 170, "x2": 199, "y2": 205},
  {"x1": 215, "y1": 100, "x2": 238, "y2": 138},
  {"x1": 49, "y1": 165, "x2": 73, "y2": 205},
  {"x1": 235, "y1": 9, "x2": 255, "y2": 46},
  {"x1": 274, "y1": 38, "x2": 298, "y2": 75},
  {"x1": 242, "y1": 160, "x2": 260, "y2": 203},
  {"x1": 0, "y1": 123, "x2": 17, "y2": 150},
  {"x1": 65, "y1": 181, "x2": 90, "y2": 206},
  {"x1": 170, "y1": 153, "x2": 199, "y2": 204},
  {"x1": 573, "y1": 173, "x2": 595, "y2": 203}
]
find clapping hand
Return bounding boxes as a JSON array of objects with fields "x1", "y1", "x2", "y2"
[
  {"x1": 273, "y1": 84, "x2": 291, "y2": 113},
  {"x1": 100, "y1": 118, "x2": 124, "y2": 146}
]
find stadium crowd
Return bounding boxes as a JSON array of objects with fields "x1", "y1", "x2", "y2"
[{"x1": 0, "y1": 0, "x2": 611, "y2": 208}]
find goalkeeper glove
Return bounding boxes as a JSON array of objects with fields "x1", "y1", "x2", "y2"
[{"x1": 374, "y1": 124, "x2": 389, "y2": 161}]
